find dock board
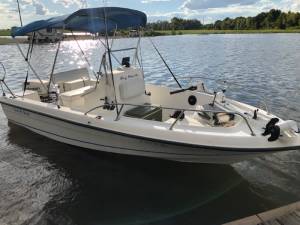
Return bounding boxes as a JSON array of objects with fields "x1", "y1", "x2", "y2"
[{"x1": 223, "y1": 201, "x2": 300, "y2": 225}]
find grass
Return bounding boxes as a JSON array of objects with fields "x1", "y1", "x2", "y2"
[
  {"x1": 0, "y1": 37, "x2": 28, "y2": 45},
  {"x1": 0, "y1": 29, "x2": 11, "y2": 36},
  {"x1": 151, "y1": 29, "x2": 300, "y2": 36},
  {"x1": 0, "y1": 38, "x2": 14, "y2": 45}
]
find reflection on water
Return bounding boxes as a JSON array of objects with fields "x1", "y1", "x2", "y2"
[
  {"x1": 4, "y1": 122, "x2": 246, "y2": 225},
  {"x1": 0, "y1": 34, "x2": 300, "y2": 225}
]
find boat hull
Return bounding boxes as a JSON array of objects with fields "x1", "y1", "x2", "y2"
[{"x1": 0, "y1": 101, "x2": 289, "y2": 164}]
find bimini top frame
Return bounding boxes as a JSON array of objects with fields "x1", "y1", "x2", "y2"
[{"x1": 9, "y1": 7, "x2": 147, "y2": 106}]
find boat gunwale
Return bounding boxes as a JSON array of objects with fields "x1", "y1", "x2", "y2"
[{"x1": 1, "y1": 99, "x2": 300, "y2": 153}]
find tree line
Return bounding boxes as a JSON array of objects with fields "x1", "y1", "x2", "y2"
[
  {"x1": 147, "y1": 9, "x2": 300, "y2": 30},
  {"x1": 148, "y1": 17, "x2": 203, "y2": 30}
]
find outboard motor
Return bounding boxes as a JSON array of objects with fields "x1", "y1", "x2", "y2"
[
  {"x1": 262, "y1": 118, "x2": 280, "y2": 142},
  {"x1": 263, "y1": 118, "x2": 299, "y2": 142}
]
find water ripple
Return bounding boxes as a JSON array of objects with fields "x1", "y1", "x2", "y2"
[{"x1": 0, "y1": 34, "x2": 300, "y2": 225}]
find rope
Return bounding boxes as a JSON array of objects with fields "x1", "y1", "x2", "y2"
[
  {"x1": 71, "y1": 31, "x2": 97, "y2": 79},
  {"x1": 103, "y1": 6, "x2": 119, "y2": 115},
  {"x1": 148, "y1": 38, "x2": 182, "y2": 89},
  {"x1": 48, "y1": 40, "x2": 61, "y2": 93},
  {"x1": 23, "y1": 32, "x2": 36, "y2": 96},
  {"x1": 0, "y1": 62, "x2": 6, "y2": 81},
  {"x1": 138, "y1": 31, "x2": 145, "y2": 77},
  {"x1": 16, "y1": 0, "x2": 23, "y2": 26},
  {"x1": 0, "y1": 62, "x2": 6, "y2": 96},
  {"x1": 95, "y1": 54, "x2": 106, "y2": 87},
  {"x1": 0, "y1": 81, "x2": 4, "y2": 96},
  {"x1": 97, "y1": 38, "x2": 121, "y2": 65},
  {"x1": 14, "y1": 39, "x2": 47, "y2": 91}
]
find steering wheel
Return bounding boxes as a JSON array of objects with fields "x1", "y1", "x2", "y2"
[{"x1": 0, "y1": 62, "x2": 6, "y2": 81}]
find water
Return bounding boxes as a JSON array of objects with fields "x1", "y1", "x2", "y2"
[{"x1": 0, "y1": 34, "x2": 300, "y2": 225}]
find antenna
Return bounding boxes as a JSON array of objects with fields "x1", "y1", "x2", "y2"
[{"x1": 16, "y1": 0, "x2": 23, "y2": 26}]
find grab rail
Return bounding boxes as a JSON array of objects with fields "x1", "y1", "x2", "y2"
[{"x1": 85, "y1": 103, "x2": 256, "y2": 136}]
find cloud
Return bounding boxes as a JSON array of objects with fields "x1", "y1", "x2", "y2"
[
  {"x1": 182, "y1": 0, "x2": 259, "y2": 10},
  {"x1": 20, "y1": 0, "x2": 33, "y2": 5},
  {"x1": 32, "y1": 1, "x2": 48, "y2": 15},
  {"x1": 19, "y1": 0, "x2": 48, "y2": 15},
  {"x1": 277, "y1": 0, "x2": 300, "y2": 11},
  {"x1": 141, "y1": 0, "x2": 171, "y2": 3},
  {"x1": 53, "y1": 0, "x2": 86, "y2": 8},
  {"x1": 0, "y1": 2, "x2": 19, "y2": 28},
  {"x1": 177, "y1": 0, "x2": 300, "y2": 23}
]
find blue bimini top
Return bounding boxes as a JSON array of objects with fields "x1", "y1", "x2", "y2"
[{"x1": 11, "y1": 7, "x2": 147, "y2": 37}]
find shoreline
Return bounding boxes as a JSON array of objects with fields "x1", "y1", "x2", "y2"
[
  {"x1": 1, "y1": 29, "x2": 300, "y2": 45},
  {"x1": 150, "y1": 29, "x2": 300, "y2": 36},
  {"x1": 0, "y1": 37, "x2": 27, "y2": 45}
]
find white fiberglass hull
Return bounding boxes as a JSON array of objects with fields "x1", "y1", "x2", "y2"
[{"x1": 1, "y1": 99, "x2": 298, "y2": 164}]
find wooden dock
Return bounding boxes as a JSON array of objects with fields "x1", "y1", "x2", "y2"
[{"x1": 223, "y1": 201, "x2": 300, "y2": 225}]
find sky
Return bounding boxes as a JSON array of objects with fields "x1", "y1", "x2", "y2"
[{"x1": 0, "y1": 0, "x2": 300, "y2": 29}]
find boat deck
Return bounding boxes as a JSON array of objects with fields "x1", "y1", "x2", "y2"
[{"x1": 223, "y1": 201, "x2": 300, "y2": 225}]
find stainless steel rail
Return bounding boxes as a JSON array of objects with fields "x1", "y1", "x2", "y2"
[
  {"x1": 85, "y1": 103, "x2": 256, "y2": 136},
  {"x1": 180, "y1": 76, "x2": 271, "y2": 114},
  {"x1": 110, "y1": 47, "x2": 137, "y2": 53},
  {"x1": 169, "y1": 110, "x2": 184, "y2": 131}
]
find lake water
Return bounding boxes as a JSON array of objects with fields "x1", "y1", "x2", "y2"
[{"x1": 0, "y1": 34, "x2": 300, "y2": 225}]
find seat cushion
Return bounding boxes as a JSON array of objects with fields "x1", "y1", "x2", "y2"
[
  {"x1": 53, "y1": 68, "x2": 90, "y2": 83},
  {"x1": 63, "y1": 78, "x2": 89, "y2": 92},
  {"x1": 60, "y1": 86, "x2": 92, "y2": 108},
  {"x1": 61, "y1": 86, "x2": 92, "y2": 98}
]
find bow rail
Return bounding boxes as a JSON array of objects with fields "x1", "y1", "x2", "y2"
[{"x1": 84, "y1": 103, "x2": 256, "y2": 136}]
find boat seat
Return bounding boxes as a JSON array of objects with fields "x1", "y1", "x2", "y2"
[
  {"x1": 15, "y1": 90, "x2": 40, "y2": 101},
  {"x1": 60, "y1": 86, "x2": 93, "y2": 108},
  {"x1": 53, "y1": 68, "x2": 90, "y2": 83},
  {"x1": 63, "y1": 78, "x2": 89, "y2": 92},
  {"x1": 52, "y1": 68, "x2": 90, "y2": 93},
  {"x1": 25, "y1": 79, "x2": 49, "y2": 96}
]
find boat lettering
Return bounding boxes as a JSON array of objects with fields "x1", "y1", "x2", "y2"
[{"x1": 14, "y1": 108, "x2": 30, "y2": 116}]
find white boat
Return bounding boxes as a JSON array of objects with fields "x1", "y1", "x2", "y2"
[{"x1": 0, "y1": 7, "x2": 299, "y2": 164}]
